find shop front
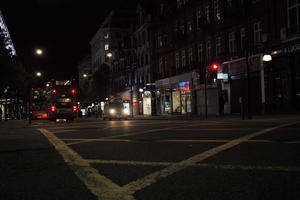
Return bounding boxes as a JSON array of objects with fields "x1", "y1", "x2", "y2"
[{"x1": 155, "y1": 73, "x2": 193, "y2": 115}]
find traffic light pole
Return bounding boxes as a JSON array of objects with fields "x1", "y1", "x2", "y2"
[{"x1": 204, "y1": 67, "x2": 208, "y2": 119}]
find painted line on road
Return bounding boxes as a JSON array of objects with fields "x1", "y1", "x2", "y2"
[
  {"x1": 63, "y1": 138, "x2": 274, "y2": 146},
  {"x1": 38, "y1": 128, "x2": 135, "y2": 200},
  {"x1": 194, "y1": 163, "x2": 300, "y2": 172},
  {"x1": 121, "y1": 121, "x2": 299, "y2": 195},
  {"x1": 86, "y1": 159, "x2": 300, "y2": 172},
  {"x1": 87, "y1": 159, "x2": 173, "y2": 166}
]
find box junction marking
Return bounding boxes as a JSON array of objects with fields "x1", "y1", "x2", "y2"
[{"x1": 39, "y1": 121, "x2": 299, "y2": 200}]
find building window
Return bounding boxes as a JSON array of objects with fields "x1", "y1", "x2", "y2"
[
  {"x1": 104, "y1": 33, "x2": 109, "y2": 39},
  {"x1": 197, "y1": 43, "x2": 203, "y2": 62},
  {"x1": 188, "y1": 48, "x2": 193, "y2": 64},
  {"x1": 174, "y1": 22, "x2": 178, "y2": 34},
  {"x1": 177, "y1": 0, "x2": 182, "y2": 8},
  {"x1": 196, "y1": 10, "x2": 201, "y2": 30},
  {"x1": 182, "y1": 50, "x2": 186, "y2": 67},
  {"x1": 240, "y1": 27, "x2": 245, "y2": 50},
  {"x1": 206, "y1": 40, "x2": 211, "y2": 60},
  {"x1": 157, "y1": 33, "x2": 163, "y2": 48},
  {"x1": 142, "y1": 31, "x2": 146, "y2": 45},
  {"x1": 159, "y1": 57, "x2": 163, "y2": 74},
  {"x1": 229, "y1": 32, "x2": 236, "y2": 55},
  {"x1": 175, "y1": 52, "x2": 180, "y2": 69},
  {"x1": 216, "y1": 37, "x2": 221, "y2": 57},
  {"x1": 214, "y1": 0, "x2": 221, "y2": 21},
  {"x1": 288, "y1": 1, "x2": 300, "y2": 34},
  {"x1": 180, "y1": 20, "x2": 185, "y2": 35},
  {"x1": 253, "y1": 21, "x2": 262, "y2": 44},
  {"x1": 164, "y1": 57, "x2": 168, "y2": 75},
  {"x1": 187, "y1": 21, "x2": 192, "y2": 33},
  {"x1": 104, "y1": 44, "x2": 109, "y2": 51},
  {"x1": 205, "y1": 6, "x2": 210, "y2": 24}
]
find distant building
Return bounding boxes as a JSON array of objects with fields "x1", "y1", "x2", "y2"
[
  {"x1": 90, "y1": 9, "x2": 135, "y2": 100},
  {"x1": 0, "y1": 10, "x2": 16, "y2": 56},
  {"x1": 77, "y1": 55, "x2": 92, "y2": 90}
]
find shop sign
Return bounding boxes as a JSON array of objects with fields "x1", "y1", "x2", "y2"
[
  {"x1": 177, "y1": 81, "x2": 190, "y2": 92},
  {"x1": 217, "y1": 73, "x2": 228, "y2": 82}
]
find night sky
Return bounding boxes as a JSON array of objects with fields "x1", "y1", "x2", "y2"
[{"x1": 1, "y1": 0, "x2": 140, "y2": 79}]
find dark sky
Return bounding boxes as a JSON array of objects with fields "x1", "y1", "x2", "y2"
[{"x1": 1, "y1": 0, "x2": 139, "y2": 79}]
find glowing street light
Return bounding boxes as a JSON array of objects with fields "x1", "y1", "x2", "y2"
[
  {"x1": 262, "y1": 54, "x2": 272, "y2": 62},
  {"x1": 83, "y1": 73, "x2": 88, "y2": 78},
  {"x1": 36, "y1": 72, "x2": 42, "y2": 77},
  {"x1": 107, "y1": 52, "x2": 113, "y2": 58},
  {"x1": 35, "y1": 49, "x2": 43, "y2": 55}
]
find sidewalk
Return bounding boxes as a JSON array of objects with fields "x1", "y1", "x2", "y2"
[{"x1": 78, "y1": 113, "x2": 300, "y2": 122}]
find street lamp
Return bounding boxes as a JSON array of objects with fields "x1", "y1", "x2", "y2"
[
  {"x1": 83, "y1": 73, "x2": 88, "y2": 78},
  {"x1": 35, "y1": 49, "x2": 43, "y2": 55},
  {"x1": 262, "y1": 54, "x2": 272, "y2": 62},
  {"x1": 107, "y1": 52, "x2": 113, "y2": 58},
  {"x1": 36, "y1": 72, "x2": 42, "y2": 77}
]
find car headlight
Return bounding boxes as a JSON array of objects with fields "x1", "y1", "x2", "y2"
[{"x1": 109, "y1": 109, "x2": 116, "y2": 114}]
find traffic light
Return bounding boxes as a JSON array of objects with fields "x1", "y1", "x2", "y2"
[
  {"x1": 207, "y1": 63, "x2": 219, "y2": 83},
  {"x1": 210, "y1": 63, "x2": 219, "y2": 71}
]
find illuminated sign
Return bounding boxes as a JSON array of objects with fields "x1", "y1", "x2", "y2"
[{"x1": 178, "y1": 81, "x2": 190, "y2": 92}]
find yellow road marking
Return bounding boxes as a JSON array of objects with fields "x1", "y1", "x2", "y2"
[
  {"x1": 64, "y1": 138, "x2": 273, "y2": 146},
  {"x1": 87, "y1": 160, "x2": 173, "y2": 166},
  {"x1": 87, "y1": 159, "x2": 300, "y2": 172},
  {"x1": 38, "y1": 128, "x2": 135, "y2": 200},
  {"x1": 121, "y1": 121, "x2": 299, "y2": 195}
]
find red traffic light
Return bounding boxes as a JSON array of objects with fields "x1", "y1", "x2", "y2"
[
  {"x1": 211, "y1": 64, "x2": 219, "y2": 71},
  {"x1": 71, "y1": 89, "x2": 76, "y2": 94}
]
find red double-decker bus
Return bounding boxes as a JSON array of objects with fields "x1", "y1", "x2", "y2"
[
  {"x1": 48, "y1": 79, "x2": 78, "y2": 121},
  {"x1": 30, "y1": 88, "x2": 51, "y2": 119}
]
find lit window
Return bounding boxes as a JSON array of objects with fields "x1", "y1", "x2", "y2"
[
  {"x1": 105, "y1": 44, "x2": 109, "y2": 51},
  {"x1": 104, "y1": 33, "x2": 109, "y2": 39}
]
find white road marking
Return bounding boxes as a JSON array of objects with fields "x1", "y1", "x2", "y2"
[
  {"x1": 38, "y1": 128, "x2": 135, "y2": 200},
  {"x1": 121, "y1": 121, "x2": 299, "y2": 195}
]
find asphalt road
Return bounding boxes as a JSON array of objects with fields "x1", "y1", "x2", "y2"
[{"x1": 1, "y1": 116, "x2": 300, "y2": 200}]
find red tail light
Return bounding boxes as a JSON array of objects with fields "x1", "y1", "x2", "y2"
[
  {"x1": 52, "y1": 89, "x2": 57, "y2": 94},
  {"x1": 51, "y1": 106, "x2": 55, "y2": 112},
  {"x1": 73, "y1": 106, "x2": 77, "y2": 112},
  {"x1": 71, "y1": 89, "x2": 76, "y2": 94}
]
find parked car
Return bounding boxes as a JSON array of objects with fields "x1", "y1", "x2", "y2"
[{"x1": 103, "y1": 101, "x2": 129, "y2": 120}]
